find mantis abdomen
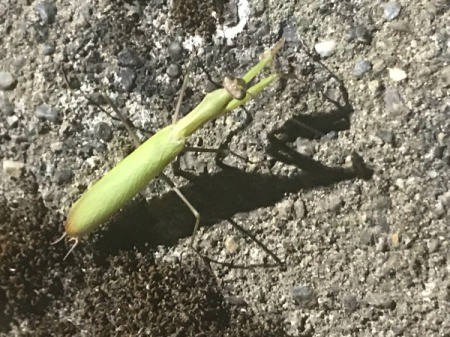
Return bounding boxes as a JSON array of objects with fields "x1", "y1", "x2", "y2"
[{"x1": 65, "y1": 124, "x2": 185, "y2": 238}]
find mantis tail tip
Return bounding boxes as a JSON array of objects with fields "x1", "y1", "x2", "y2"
[{"x1": 63, "y1": 237, "x2": 79, "y2": 260}]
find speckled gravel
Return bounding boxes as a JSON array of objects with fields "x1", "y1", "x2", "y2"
[{"x1": 1, "y1": 0, "x2": 449, "y2": 336}]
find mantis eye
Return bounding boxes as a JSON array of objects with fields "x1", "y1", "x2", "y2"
[{"x1": 223, "y1": 76, "x2": 247, "y2": 100}]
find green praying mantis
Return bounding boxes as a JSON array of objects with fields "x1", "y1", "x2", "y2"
[{"x1": 56, "y1": 39, "x2": 285, "y2": 258}]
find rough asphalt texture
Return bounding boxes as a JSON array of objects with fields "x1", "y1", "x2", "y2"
[{"x1": 0, "y1": 0, "x2": 449, "y2": 336}]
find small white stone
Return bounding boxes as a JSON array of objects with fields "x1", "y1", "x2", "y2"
[
  {"x1": 50, "y1": 141, "x2": 64, "y2": 152},
  {"x1": 436, "y1": 132, "x2": 445, "y2": 144},
  {"x1": 224, "y1": 236, "x2": 239, "y2": 254},
  {"x1": 383, "y1": 2, "x2": 402, "y2": 21},
  {"x1": 368, "y1": 80, "x2": 381, "y2": 95},
  {"x1": 314, "y1": 40, "x2": 336, "y2": 58},
  {"x1": 388, "y1": 67, "x2": 407, "y2": 82},
  {"x1": 0, "y1": 71, "x2": 16, "y2": 90},
  {"x1": 6, "y1": 115, "x2": 19, "y2": 127},
  {"x1": 3, "y1": 160, "x2": 25, "y2": 178}
]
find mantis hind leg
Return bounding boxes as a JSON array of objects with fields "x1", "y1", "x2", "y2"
[{"x1": 158, "y1": 172, "x2": 201, "y2": 248}]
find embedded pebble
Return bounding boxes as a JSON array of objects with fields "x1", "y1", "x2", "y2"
[
  {"x1": 431, "y1": 202, "x2": 445, "y2": 218},
  {"x1": 368, "y1": 80, "x2": 381, "y2": 95},
  {"x1": 438, "y1": 191, "x2": 450, "y2": 208},
  {"x1": 223, "y1": 0, "x2": 238, "y2": 26},
  {"x1": 89, "y1": 92, "x2": 106, "y2": 105},
  {"x1": 50, "y1": 141, "x2": 63, "y2": 152},
  {"x1": 35, "y1": 1, "x2": 57, "y2": 24},
  {"x1": 436, "y1": 132, "x2": 446, "y2": 144},
  {"x1": 366, "y1": 292, "x2": 396, "y2": 309},
  {"x1": 276, "y1": 199, "x2": 294, "y2": 218},
  {"x1": 325, "y1": 196, "x2": 344, "y2": 213},
  {"x1": 295, "y1": 139, "x2": 315, "y2": 156},
  {"x1": 168, "y1": 41, "x2": 183, "y2": 59},
  {"x1": 402, "y1": 234, "x2": 415, "y2": 249},
  {"x1": 375, "y1": 214, "x2": 390, "y2": 233},
  {"x1": 372, "y1": 59, "x2": 386, "y2": 73},
  {"x1": 6, "y1": 115, "x2": 19, "y2": 128},
  {"x1": 161, "y1": 254, "x2": 180, "y2": 264},
  {"x1": 35, "y1": 105, "x2": 59, "y2": 122},
  {"x1": 0, "y1": 95, "x2": 14, "y2": 114},
  {"x1": 341, "y1": 293, "x2": 359, "y2": 312},
  {"x1": 94, "y1": 122, "x2": 113, "y2": 142},
  {"x1": 367, "y1": 206, "x2": 390, "y2": 226},
  {"x1": 382, "y1": 2, "x2": 401, "y2": 21},
  {"x1": 117, "y1": 68, "x2": 136, "y2": 91},
  {"x1": 326, "y1": 87, "x2": 345, "y2": 103},
  {"x1": 117, "y1": 48, "x2": 143, "y2": 67},
  {"x1": 360, "y1": 229, "x2": 375, "y2": 246},
  {"x1": 351, "y1": 152, "x2": 374, "y2": 180},
  {"x1": 166, "y1": 63, "x2": 181, "y2": 79},
  {"x1": 12, "y1": 56, "x2": 26, "y2": 72},
  {"x1": 42, "y1": 42, "x2": 55, "y2": 55},
  {"x1": 314, "y1": 40, "x2": 336, "y2": 58},
  {"x1": 294, "y1": 199, "x2": 306, "y2": 219},
  {"x1": 353, "y1": 60, "x2": 372, "y2": 78},
  {"x1": 94, "y1": 142, "x2": 107, "y2": 153},
  {"x1": 321, "y1": 131, "x2": 338, "y2": 141},
  {"x1": 375, "y1": 236, "x2": 389, "y2": 252},
  {"x1": 375, "y1": 129, "x2": 395, "y2": 144},
  {"x1": 224, "y1": 295, "x2": 247, "y2": 306},
  {"x1": 254, "y1": 22, "x2": 270, "y2": 40},
  {"x1": 440, "y1": 65, "x2": 450, "y2": 87},
  {"x1": 353, "y1": 25, "x2": 373, "y2": 44},
  {"x1": 125, "y1": 2, "x2": 142, "y2": 17},
  {"x1": 390, "y1": 231, "x2": 400, "y2": 248},
  {"x1": 281, "y1": 19, "x2": 299, "y2": 42},
  {"x1": 292, "y1": 285, "x2": 317, "y2": 308},
  {"x1": 251, "y1": 0, "x2": 265, "y2": 16},
  {"x1": 389, "y1": 67, "x2": 407, "y2": 82},
  {"x1": 384, "y1": 87, "x2": 405, "y2": 113},
  {"x1": 53, "y1": 169, "x2": 73, "y2": 185},
  {"x1": 224, "y1": 236, "x2": 239, "y2": 254},
  {"x1": 443, "y1": 156, "x2": 450, "y2": 166},
  {"x1": 432, "y1": 145, "x2": 445, "y2": 159},
  {"x1": 427, "y1": 238, "x2": 440, "y2": 253},
  {"x1": 3, "y1": 160, "x2": 25, "y2": 178},
  {"x1": 0, "y1": 72, "x2": 16, "y2": 90}
]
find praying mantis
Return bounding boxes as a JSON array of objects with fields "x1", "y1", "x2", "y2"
[{"x1": 56, "y1": 39, "x2": 285, "y2": 258}]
